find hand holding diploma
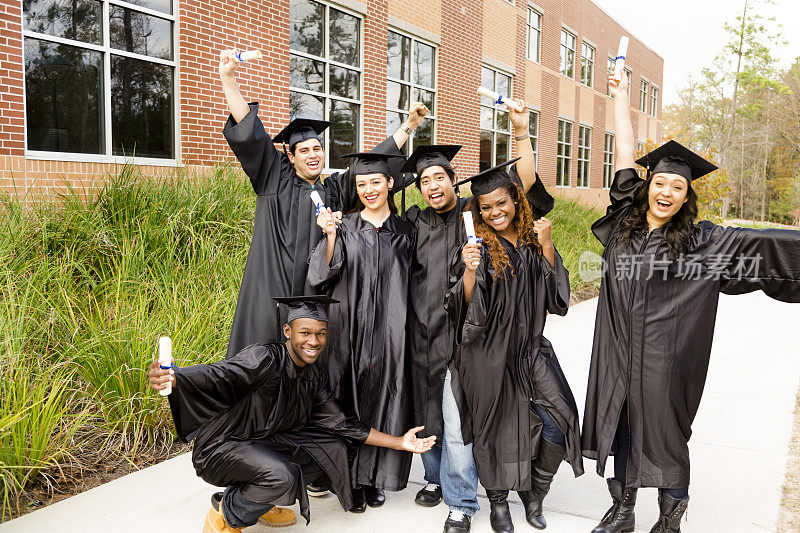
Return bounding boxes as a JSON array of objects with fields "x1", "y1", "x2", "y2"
[
  {"x1": 477, "y1": 87, "x2": 524, "y2": 112},
  {"x1": 316, "y1": 207, "x2": 340, "y2": 236},
  {"x1": 612, "y1": 36, "x2": 629, "y2": 82},
  {"x1": 149, "y1": 337, "x2": 175, "y2": 395}
]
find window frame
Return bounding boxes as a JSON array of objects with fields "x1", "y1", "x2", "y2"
[
  {"x1": 603, "y1": 132, "x2": 615, "y2": 189},
  {"x1": 559, "y1": 28, "x2": 576, "y2": 79},
  {"x1": 580, "y1": 41, "x2": 594, "y2": 88},
  {"x1": 479, "y1": 65, "x2": 514, "y2": 171},
  {"x1": 556, "y1": 118, "x2": 573, "y2": 187},
  {"x1": 529, "y1": 109, "x2": 539, "y2": 172},
  {"x1": 386, "y1": 27, "x2": 437, "y2": 155},
  {"x1": 624, "y1": 67, "x2": 632, "y2": 104},
  {"x1": 22, "y1": 0, "x2": 180, "y2": 166},
  {"x1": 289, "y1": 0, "x2": 364, "y2": 172},
  {"x1": 576, "y1": 124, "x2": 591, "y2": 188},
  {"x1": 526, "y1": 7, "x2": 542, "y2": 64},
  {"x1": 639, "y1": 77, "x2": 649, "y2": 114},
  {"x1": 650, "y1": 85, "x2": 659, "y2": 118}
]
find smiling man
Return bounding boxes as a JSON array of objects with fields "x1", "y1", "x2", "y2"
[
  {"x1": 217, "y1": 50, "x2": 426, "y2": 359},
  {"x1": 148, "y1": 296, "x2": 436, "y2": 533}
]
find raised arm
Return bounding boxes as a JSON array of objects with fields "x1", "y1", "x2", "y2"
[
  {"x1": 609, "y1": 73, "x2": 634, "y2": 171},
  {"x1": 509, "y1": 99, "x2": 537, "y2": 192},
  {"x1": 219, "y1": 50, "x2": 250, "y2": 123},
  {"x1": 392, "y1": 102, "x2": 429, "y2": 151}
]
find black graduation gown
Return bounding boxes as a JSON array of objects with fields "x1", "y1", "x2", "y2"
[
  {"x1": 307, "y1": 212, "x2": 416, "y2": 491},
  {"x1": 405, "y1": 170, "x2": 555, "y2": 442},
  {"x1": 222, "y1": 103, "x2": 401, "y2": 358},
  {"x1": 445, "y1": 238, "x2": 584, "y2": 491},
  {"x1": 167, "y1": 343, "x2": 371, "y2": 522},
  {"x1": 582, "y1": 168, "x2": 800, "y2": 489}
]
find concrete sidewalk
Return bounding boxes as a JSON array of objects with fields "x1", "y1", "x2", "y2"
[{"x1": 3, "y1": 292, "x2": 799, "y2": 532}]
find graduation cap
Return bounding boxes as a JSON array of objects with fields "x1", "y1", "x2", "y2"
[
  {"x1": 342, "y1": 143, "x2": 406, "y2": 177},
  {"x1": 273, "y1": 295, "x2": 339, "y2": 323},
  {"x1": 273, "y1": 118, "x2": 331, "y2": 149},
  {"x1": 455, "y1": 158, "x2": 522, "y2": 197},
  {"x1": 635, "y1": 140, "x2": 718, "y2": 181},
  {"x1": 400, "y1": 144, "x2": 461, "y2": 175}
]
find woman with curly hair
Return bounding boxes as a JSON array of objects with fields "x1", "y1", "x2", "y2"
[
  {"x1": 583, "y1": 73, "x2": 800, "y2": 533},
  {"x1": 445, "y1": 160, "x2": 583, "y2": 533}
]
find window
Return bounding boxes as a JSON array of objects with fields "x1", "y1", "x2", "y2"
[
  {"x1": 560, "y1": 29, "x2": 576, "y2": 78},
  {"x1": 529, "y1": 110, "x2": 539, "y2": 172},
  {"x1": 639, "y1": 78, "x2": 649, "y2": 113},
  {"x1": 606, "y1": 56, "x2": 614, "y2": 96},
  {"x1": 603, "y1": 133, "x2": 615, "y2": 188},
  {"x1": 386, "y1": 30, "x2": 436, "y2": 155},
  {"x1": 556, "y1": 119, "x2": 572, "y2": 186},
  {"x1": 290, "y1": 0, "x2": 361, "y2": 169},
  {"x1": 624, "y1": 68, "x2": 632, "y2": 103},
  {"x1": 526, "y1": 8, "x2": 542, "y2": 63},
  {"x1": 479, "y1": 66, "x2": 513, "y2": 171},
  {"x1": 581, "y1": 42, "x2": 594, "y2": 88},
  {"x1": 23, "y1": 0, "x2": 176, "y2": 160},
  {"x1": 650, "y1": 86, "x2": 659, "y2": 118},
  {"x1": 577, "y1": 125, "x2": 591, "y2": 187}
]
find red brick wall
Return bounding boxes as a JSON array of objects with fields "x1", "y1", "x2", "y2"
[
  {"x1": 0, "y1": 1, "x2": 24, "y2": 158},
  {"x1": 362, "y1": 0, "x2": 388, "y2": 149}
]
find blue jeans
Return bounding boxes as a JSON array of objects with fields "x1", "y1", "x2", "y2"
[
  {"x1": 421, "y1": 368, "x2": 480, "y2": 515},
  {"x1": 531, "y1": 403, "x2": 566, "y2": 447}
]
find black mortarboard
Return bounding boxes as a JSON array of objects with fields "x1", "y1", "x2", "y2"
[
  {"x1": 455, "y1": 158, "x2": 521, "y2": 197},
  {"x1": 400, "y1": 144, "x2": 461, "y2": 175},
  {"x1": 343, "y1": 143, "x2": 406, "y2": 177},
  {"x1": 273, "y1": 295, "x2": 339, "y2": 323},
  {"x1": 273, "y1": 118, "x2": 331, "y2": 149},
  {"x1": 635, "y1": 140, "x2": 718, "y2": 181}
]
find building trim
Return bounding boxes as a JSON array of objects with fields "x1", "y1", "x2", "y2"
[
  {"x1": 387, "y1": 16, "x2": 441, "y2": 45},
  {"x1": 328, "y1": 0, "x2": 367, "y2": 15},
  {"x1": 482, "y1": 56, "x2": 515, "y2": 76}
]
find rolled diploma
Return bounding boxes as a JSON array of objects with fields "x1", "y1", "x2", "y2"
[
  {"x1": 310, "y1": 190, "x2": 325, "y2": 212},
  {"x1": 462, "y1": 212, "x2": 481, "y2": 266},
  {"x1": 612, "y1": 37, "x2": 629, "y2": 80},
  {"x1": 477, "y1": 87, "x2": 523, "y2": 112},
  {"x1": 158, "y1": 336, "x2": 172, "y2": 396},
  {"x1": 235, "y1": 50, "x2": 262, "y2": 62}
]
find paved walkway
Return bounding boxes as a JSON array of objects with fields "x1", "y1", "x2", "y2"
[{"x1": 3, "y1": 292, "x2": 799, "y2": 532}]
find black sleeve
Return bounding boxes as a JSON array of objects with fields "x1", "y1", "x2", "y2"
[
  {"x1": 309, "y1": 373, "x2": 371, "y2": 444},
  {"x1": 223, "y1": 102, "x2": 292, "y2": 195},
  {"x1": 538, "y1": 247, "x2": 570, "y2": 316},
  {"x1": 306, "y1": 232, "x2": 345, "y2": 290},
  {"x1": 591, "y1": 168, "x2": 646, "y2": 246}
]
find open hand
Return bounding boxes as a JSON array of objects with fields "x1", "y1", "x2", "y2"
[
  {"x1": 148, "y1": 359, "x2": 175, "y2": 392},
  {"x1": 462, "y1": 242, "x2": 482, "y2": 272},
  {"x1": 399, "y1": 426, "x2": 436, "y2": 453}
]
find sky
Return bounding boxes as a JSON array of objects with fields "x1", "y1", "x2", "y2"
[{"x1": 592, "y1": 0, "x2": 800, "y2": 106}]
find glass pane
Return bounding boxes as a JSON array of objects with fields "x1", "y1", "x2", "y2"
[
  {"x1": 24, "y1": 38, "x2": 103, "y2": 153},
  {"x1": 413, "y1": 41, "x2": 435, "y2": 88},
  {"x1": 528, "y1": 111, "x2": 538, "y2": 137},
  {"x1": 329, "y1": 100, "x2": 358, "y2": 168},
  {"x1": 290, "y1": 0, "x2": 324, "y2": 57},
  {"x1": 481, "y1": 67, "x2": 494, "y2": 105},
  {"x1": 23, "y1": 0, "x2": 102, "y2": 44},
  {"x1": 109, "y1": 6, "x2": 172, "y2": 60},
  {"x1": 386, "y1": 111, "x2": 407, "y2": 154},
  {"x1": 119, "y1": 0, "x2": 172, "y2": 15},
  {"x1": 289, "y1": 90, "x2": 324, "y2": 120},
  {"x1": 329, "y1": 65, "x2": 359, "y2": 99},
  {"x1": 496, "y1": 110, "x2": 509, "y2": 132},
  {"x1": 329, "y1": 8, "x2": 359, "y2": 67},
  {"x1": 412, "y1": 88, "x2": 434, "y2": 114},
  {"x1": 414, "y1": 117, "x2": 433, "y2": 147},
  {"x1": 496, "y1": 134, "x2": 509, "y2": 165},
  {"x1": 497, "y1": 74, "x2": 510, "y2": 100},
  {"x1": 480, "y1": 106, "x2": 493, "y2": 130},
  {"x1": 290, "y1": 55, "x2": 324, "y2": 92},
  {"x1": 386, "y1": 81, "x2": 409, "y2": 111},
  {"x1": 111, "y1": 55, "x2": 173, "y2": 158},
  {"x1": 387, "y1": 31, "x2": 410, "y2": 81},
  {"x1": 479, "y1": 131, "x2": 493, "y2": 172}
]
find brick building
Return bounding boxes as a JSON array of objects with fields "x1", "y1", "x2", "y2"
[{"x1": 1, "y1": 0, "x2": 663, "y2": 206}]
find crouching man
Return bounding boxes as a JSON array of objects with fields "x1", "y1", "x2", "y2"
[{"x1": 148, "y1": 296, "x2": 435, "y2": 533}]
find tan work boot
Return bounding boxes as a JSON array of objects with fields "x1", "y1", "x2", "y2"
[
  {"x1": 203, "y1": 500, "x2": 243, "y2": 533},
  {"x1": 258, "y1": 506, "x2": 297, "y2": 527}
]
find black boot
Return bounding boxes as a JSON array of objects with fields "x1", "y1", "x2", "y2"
[
  {"x1": 486, "y1": 489, "x2": 514, "y2": 533},
  {"x1": 518, "y1": 439, "x2": 565, "y2": 529},
  {"x1": 363, "y1": 485, "x2": 385, "y2": 507},
  {"x1": 649, "y1": 492, "x2": 689, "y2": 533},
  {"x1": 592, "y1": 478, "x2": 637, "y2": 533}
]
